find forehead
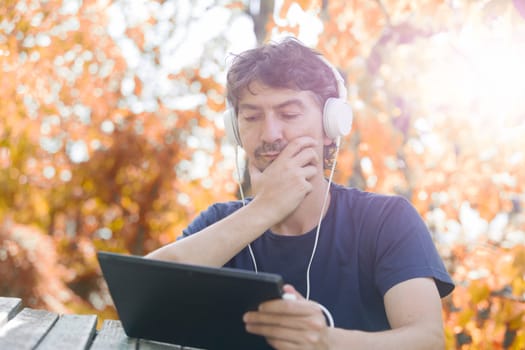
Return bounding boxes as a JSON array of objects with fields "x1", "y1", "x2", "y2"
[{"x1": 237, "y1": 80, "x2": 321, "y2": 110}]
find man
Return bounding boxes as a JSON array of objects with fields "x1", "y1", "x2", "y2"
[{"x1": 146, "y1": 37, "x2": 454, "y2": 349}]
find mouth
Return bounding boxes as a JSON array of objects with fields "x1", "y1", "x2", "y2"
[
  {"x1": 255, "y1": 141, "x2": 286, "y2": 161},
  {"x1": 259, "y1": 153, "x2": 279, "y2": 161},
  {"x1": 260, "y1": 152, "x2": 280, "y2": 157}
]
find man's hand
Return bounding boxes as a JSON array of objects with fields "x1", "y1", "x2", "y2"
[
  {"x1": 249, "y1": 137, "x2": 320, "y2": 225},
  {"x1": 243, "y1": 285, "x2": 331, "y2": 350}
]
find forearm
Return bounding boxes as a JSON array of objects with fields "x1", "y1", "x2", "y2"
[
  {"x1": 327, "y1": 324, "x2": 444, "y2": 350},
  {"x1": 144, "y1": 201, "x2": 272, "y2": 267}
]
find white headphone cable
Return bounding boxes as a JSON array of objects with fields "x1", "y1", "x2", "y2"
[
  {"x1": 234, "y1": 139, "x2": 340, "y2": 327},
  {"x1": 305, "y1": 137, "x2": 341, "y2": 327},
  {"x1": 305, "y1": 137, "x2": 340, "y2": 304},
  {"x1": 234, "y1": 146, "x2": 259, "y2": 272}
]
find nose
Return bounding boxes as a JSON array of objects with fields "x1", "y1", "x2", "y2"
[{"x1": 260, "y1": 115, "x2": 283, "y2": 143}]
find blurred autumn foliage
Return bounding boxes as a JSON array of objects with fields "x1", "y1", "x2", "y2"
[{"x1": 1, "y1": 0, "x2": 524, "y2": 348}]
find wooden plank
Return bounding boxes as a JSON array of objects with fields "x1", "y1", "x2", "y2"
[
  {"x1": 138, "y1": 338, "x2": 182, "y2": 349},
  {"x1": 0, "y1": 308, "x2": 58, "y2": 350},
  {"x1": 37, "y1": 314, "x2": 97, "y2": 350},
  {"x1": 0, "y1": 297, "x2": 22, "y2": 326},
  {"x1": 90, "y1": 319, "x2": 136, "y2": 350}
]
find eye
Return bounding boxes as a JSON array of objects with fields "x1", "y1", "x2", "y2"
[
  {"x1": 243, "y1": 113, "x2": 262, "y2": 122},
  {"x1": 281, "y1": 112, "x2": 300, "y2": 119}
]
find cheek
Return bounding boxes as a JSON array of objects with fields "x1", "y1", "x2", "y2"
[
  {"x1": 237, "y1": 124, "x2": 254, "y2": 147},
  {"x1": 290, "y1": 114, "x2": 324, "y2": 138},
  {"x1": 302, "y1": 120, "x2": 325, "y2": 139}
]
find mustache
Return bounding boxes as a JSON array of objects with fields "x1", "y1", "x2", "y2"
[{"x1": 254, "y1": 140, "x2": 287, "y2": 157}]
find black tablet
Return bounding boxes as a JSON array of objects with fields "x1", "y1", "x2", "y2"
[{"x1": 97, "y1": 251, "x2": 284, "y2": 350}]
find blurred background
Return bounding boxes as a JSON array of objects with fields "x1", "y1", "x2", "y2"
[{"x1": 1, "y1": 0, "x2": 524, "y2": 348}]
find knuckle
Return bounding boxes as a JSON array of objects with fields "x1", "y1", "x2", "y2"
[
  {"x1": 307, "y1": 316, "x2": 325, "y2": 331},
  {"x1": 305, "y1": 332, "x2": 321, "y2": 345}
]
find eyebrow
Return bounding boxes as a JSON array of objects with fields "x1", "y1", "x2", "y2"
[{"x1": 238, "y1": 98, "x2": 306, "y2": 113}]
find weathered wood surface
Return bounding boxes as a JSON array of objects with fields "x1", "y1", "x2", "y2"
[
  {"x1": 0, "y1": 308, "x2": 58, "y2": 350},
  {"x1": 38, "y1": 314, "x2": 97, "y2": 350},
  {"x1": 0, "y1": 296, "x2": 21, "y2": 326},
  {"x1": 0, "y1": 297, "x2": 202, "y2": 349}
]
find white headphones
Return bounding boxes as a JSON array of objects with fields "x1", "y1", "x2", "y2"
[{"x1": 223, "y1": 56, "x2": 353, "y2": 147}]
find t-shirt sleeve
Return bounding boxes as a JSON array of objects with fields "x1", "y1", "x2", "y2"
[
  {"x1": 373, "y1": 197, "x2": 454, "y2": 298},
  {"x1": 180, "y1": 201, "x2": 244, "y2": 239}
]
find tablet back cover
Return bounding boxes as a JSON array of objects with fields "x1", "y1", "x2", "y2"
[{"x1": 98, "y1": 251, "x2": 283, "y2": 350}]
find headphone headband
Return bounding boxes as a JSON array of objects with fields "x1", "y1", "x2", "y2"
[{"x1": 318, "y1": 55, "x2": 348, "y2": 101}]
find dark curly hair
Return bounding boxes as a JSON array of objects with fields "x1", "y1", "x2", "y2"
[{"x1": 226, "y1": 37, "x2": 341, "y2": 168}]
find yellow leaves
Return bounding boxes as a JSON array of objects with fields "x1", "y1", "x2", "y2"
[
  {"x1": 457, "y1": 307, "x2": 475, "y2": 328},
  {"x1": 508, "y1": 310, "x2": 525, "y2": 331},
  {"x1": 1, "y1": 0, "x2": 524, "y2": 343},
  {"x1": 510, "y1": 331, "x2": 525, "y2": 350},
  {"x1": 120, "y1": 195, "x2": 138, "y2": 215},
  {"x1": 468, "y1": 280, "x2": 491, "y2": 304},
  {"x1": 108, "y1": 217, "x2": 125, "y2": 233},
  {"x1": 512, "y1": 245, "x2": 525, "y2": 271},
  {"x1": 445, "y1": 244, "x2": 525, "y2": 348},
  {"x1": 512, "y1": 278, "x2": 525, "y2": 298}
]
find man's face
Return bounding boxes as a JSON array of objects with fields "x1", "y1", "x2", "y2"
[{"x1": 237, "y1": 80, "x2": 331, "y2": 172}]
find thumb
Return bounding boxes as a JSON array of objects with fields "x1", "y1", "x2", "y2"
[{"x1": 282, "y1": 284, "x2": 304, "y2": 300}]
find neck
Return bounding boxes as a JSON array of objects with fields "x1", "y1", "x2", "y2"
[{"x1": 271, "y1": 177, "x2": 331, "y2": 236}]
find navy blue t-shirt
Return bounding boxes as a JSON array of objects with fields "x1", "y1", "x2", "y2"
[{"x1": 182, "y1": 184, "x2": 454, "y2": 331}]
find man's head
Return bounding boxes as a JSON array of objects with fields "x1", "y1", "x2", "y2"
[{"x1": 225, "y1": 37, "x2": 347, "y2": 169}]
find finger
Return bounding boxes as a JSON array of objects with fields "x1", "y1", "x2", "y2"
[
  {"x1": 298, "y1": 163, "x2": 318, "y2": 182},
  {"x1": 246, "y1": 318, "x2": 325, "y2": 348},
  {"x1": 258, "y1": 299, "x2": 318, "y2": 317},
  {"x1": 246, "y1": 323, "x2": 305, "y2": 348},
  {"x1": 288, "y1": 146, "x2": 320, "y2": 169},
  {"x1": 278, "y1": 136, "x2": 318, "y2": 159}
]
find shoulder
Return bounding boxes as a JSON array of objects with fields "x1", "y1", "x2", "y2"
[
  {"x1": 329, "y1": 184, "x2": 426, "y2": 245},
  {"x1": 330, "y1": 183, "x2": 413, "y2": 218},
  {"x1": 183, "y1": 199, "x2": 250, "y2": 236}
]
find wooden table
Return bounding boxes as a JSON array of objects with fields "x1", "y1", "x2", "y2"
[{"x1": 0, "y1": 297, "x2": 204, "y2": 350}]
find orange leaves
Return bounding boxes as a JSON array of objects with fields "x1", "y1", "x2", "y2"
[
  {"x1": 333, "y1": 147, "x2": 355, "y2": 184},
  {"x1": 224, "y1": 1, "x2": 245, "y2": 10},
  {"x1": 125, "y1": 26, "x2": 145, "y2": 52},
  {"x1": 1, "y1": 1, "x2": 524, "y2": 344},
  {"x1": 295, "y1": 0, "x2": 319, "y2": 11},
  {"x1": 350, "y1": 109, "x2": 404, "y2": 192},
  {"x1": 0, "y1": 220, "x2": 92, "y2": 313}
]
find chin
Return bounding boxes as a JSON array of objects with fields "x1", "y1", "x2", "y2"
[
  {"x1": 255, "y1": 163, "x2": 269, "y2": 172},
  {"x1": 250, "y1": 157, "x2": 272, "y2": 172}
]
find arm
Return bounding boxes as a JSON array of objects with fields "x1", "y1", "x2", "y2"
[
  {"x1": 244, "y1": 278, "x2": 445, "y2": 350},
  {"x1": 144, "y1": 201, "x2": 275, "y2": 267}
]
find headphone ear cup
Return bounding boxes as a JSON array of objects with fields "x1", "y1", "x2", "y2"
[
  {"x1": 323, "y1": 98, "x2": 353, "y2": 139},
  {"x1": 223, "y1": 109, "x2": 242, "y2": 147}
]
